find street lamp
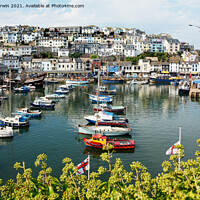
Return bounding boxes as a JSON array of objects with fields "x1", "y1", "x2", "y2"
[{"x1": 189, "y1": 24, "x2": 200, "y2": 29}]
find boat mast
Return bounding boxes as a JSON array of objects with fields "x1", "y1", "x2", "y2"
[
  {"x1": 178, "y1": 126, "x2": 182, "y2": 170},
  {"x1": 88, "y1": 153, "x2": 90, "y2": 180},
  {"x1": 107, "y1": 60, "x2": 108, "y2": 79},
  {"x1": 95, "y1": 70, "x2": 100, "y2": 127},
  {"x1": 9, "y1": 63, "x2": 12, "y2": 117}
]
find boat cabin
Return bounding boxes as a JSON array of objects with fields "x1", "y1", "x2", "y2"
[{"x1": 92, "y1": 134, "x2": 107, "y2": 145}]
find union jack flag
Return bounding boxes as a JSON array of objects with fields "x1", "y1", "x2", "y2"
[{"x1": 76, "y1": 157, "x2": 89, "y2": 175}]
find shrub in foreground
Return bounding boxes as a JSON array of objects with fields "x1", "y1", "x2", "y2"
[{"x1": 0, "y1": 140, "x2": 200, "y2": 199}]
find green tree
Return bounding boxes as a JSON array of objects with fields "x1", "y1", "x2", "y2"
[
  {"x1": 91, "y1": 54, "x2": 98, "y2": 59},
  {"x1": 69, "y1": 52, "x2": 82, "y2": 58}
]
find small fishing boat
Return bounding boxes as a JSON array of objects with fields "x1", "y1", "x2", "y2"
[
  {"x1": 94, "y1": 104, "x2": 126, "y2": 114},
  {"x1": 25, "y1": 84, "x2": 36, "y2": 91},
  {"x1": 45, "y1": 94, "x2": 65, "y2": 99},
  {"x1": 130, "y1": 80, "x2": 148, "y2": 85},
  {"x1": 102, "y1": 77, "x2": 124, "y2": 84},
  {"x1": 0, "y1": 126, "x2": 13, "y2": 138},
  {"x1": 44, "y1": 80, "x2": 59, "y2": 84},
  {"x1": 83, "y1": 134, "x2": 135, "y2": 149},
  {"x1": 30, "y1": 98, "x2": 55, "y2": 109},
  {"x1": 84, "y1": 111, "x2": 128, "y2": 124},
  {"x1": 66, "y1": 78, "x2": 89, "y2": 85},
  {"x1": 14, "y1": 86, "x2": 30, "y2": 93},
  {"x1": 89, "y1": 94, "x2": 113, "y2": 103},
  {"x1": 54, "y1": 89, "x2": 69, "y2": 95},
  {"x1": 96, "y1": 121, "x2": 129, "y2": 127},
  {"x1": 17, "y1": 108, "x2": 42, "y2": 118},
  {"x1": 24, "y1": 74, "x2": 46, "y2": 86},
  {"x1": 95, "y1": 86, "x2": 116, "y2": 95},
  {"x1": 59, "y1": 84, "x2": 75, "y2": 91},
  {"x1": 0, "y1": 115, "x2": 29, "y2": 127},
  {"x1": 78, "y1": 125, "x2": 131, "y2": 136}
]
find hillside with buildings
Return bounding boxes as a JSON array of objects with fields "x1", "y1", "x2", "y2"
[{"x1": 0, "y1": 24, "x2": 199, "y2": 78}]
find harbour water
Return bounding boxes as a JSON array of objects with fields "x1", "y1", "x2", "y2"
[{"x1": 0, "y1": 83, "x2": 200, "y2": 182}]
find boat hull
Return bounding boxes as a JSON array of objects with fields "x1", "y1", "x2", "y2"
[
  {"x1": 17, "y1": 111, "x2": 42, "y2": 118},
  {"x1": 83, "y1": 138, "x2": 135, "y2": 149},
  {"x1": 93, "y1": 106, "x2": 125, "y2": 114},
  {"x1": 78, "y1": 126, "x2": 130, "y2": 136},
  {"x1": 66, "y1": 80, "x2": 89, "y2": 85},
  {"x1": 89, "y1": 94, "x2": 113, "y2": 103},
  {"x1": 102, "y1": 79, "x2": 124, "y2": 84},
  {"x1": 1, "y1": 121, "x2": 29, "y2": 127},
  {"x1": 30, "y1": 102, "x2": 55, "y2": 109},
  {"x1": 0, "y1": 127, "x2": 13, "y2": 138}
]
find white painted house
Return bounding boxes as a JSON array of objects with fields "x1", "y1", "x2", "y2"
[
  {"x1": 36, "y1": 36, "x2": 68, "y2": 48},
  {"x1": 58, "y1": 48, "x2": 69, "y2": 57}
]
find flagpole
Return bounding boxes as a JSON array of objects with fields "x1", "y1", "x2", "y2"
[
  {"x1": 88, "y1": 153, "x2": 90, "y2": 180},
  {"x1": 178, "y1": 126, "x2": 181, "y2": 170}
]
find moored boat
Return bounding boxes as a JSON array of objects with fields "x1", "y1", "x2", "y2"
[
  {"x1": 95, "y1": 86, "x2": 117, "y2": 95},
  {"x1": 17, "y1": 108, "x2": 42, "y2": 118},
  {"x1": 89, "y1": 94, "x2": 113, "y2": 103},
  {"x1": 149, "y1": 75, "x2": 182, "y2": 84},
  {"x1": 45, "y1": 94, "x2": 65, "y2": 99},
  {"x1": 59, "y1": 84, "x2": 75, "y2": 91},
  {"x1": 44, "y1": 80, "x2": 59, "y2": 84},
  {"x1": 25, "y1": 84, "x2": 36, "y2": 91},
  {"x1": 14, "y1": 86, "x2": 30, "y2": 93},
  {"x1": 0, "y1": 126, "x2": 13, "y2": 138},
  {"x1": 24, "y1": 74, "x2": 46, "y2": 86},
  {"x1": 83, "y1": 134, "x2": 135, "y2": 149},
  {"x1": 94, "y1": 104, "x2": 126, "y2": 113},
  {"x1": 84, "y1": 111, "x2": 128, "y2": 124},
  {"x1": 66, "y1": 78, "x2": 89, "y2": 85},
  {"x1": 0, "y1": 115, "x2": 29, "y2": 127},
  {"x1": 78, "y1": 125, "x2": 131, "y2": 136},
  {"x1": 54, "y1": 89, "x2": 69, "y2": 95},
  {"x1": 30, "y1": 98, "x2": 55, "y2": 109},
  {"x1": 102, "y1": 77, "x2": 124, "y2": 84}
]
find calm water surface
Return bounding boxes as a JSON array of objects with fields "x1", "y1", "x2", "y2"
[{"x1": 0, "y1": 83, "x2": 199, "y2": 182}]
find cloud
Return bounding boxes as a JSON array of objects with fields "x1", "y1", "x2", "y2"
[
  {"x1": 0, "y1": 0, "x2": 199, "y2": 48},
  {"x1": 40, "y1": 0, "x2": 49, "y2": 4}
]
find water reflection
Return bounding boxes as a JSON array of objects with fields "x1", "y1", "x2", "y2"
[
  {"x1": 83, "y1": 147, "x2": 135, "y2": 156},
  {"x1": 0, "y1": 83, "x2": 200, "y2": 182},
  {"x1": 0, "y1": 138, "x2": 13, "y2": 147},
  {"x1": 14, "y1": 127, "x2": 30, "y2": 136}
]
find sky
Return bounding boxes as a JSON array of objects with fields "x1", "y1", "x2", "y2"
[{"x1": 0, "y1": 0, "x2": 200, "y2": 49}]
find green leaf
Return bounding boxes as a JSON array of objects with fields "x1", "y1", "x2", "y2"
[{"x1": 48, "y1": 186, "x2": 54, "y2": 195}]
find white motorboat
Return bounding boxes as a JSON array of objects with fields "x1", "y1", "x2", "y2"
[
  {"x1": 0, "y1": 115, "x2": 29, "y2": 127},
  {"x1": 45, "y1": 94, "x2": 65, "y2": 99},
  {"x1": 0, "y1": 126, "x2": 13, "y2": 138}
]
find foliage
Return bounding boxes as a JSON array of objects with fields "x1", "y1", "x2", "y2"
[
  {"x1": 0, "y1": 140, "x2": 200, "y2": 199},
  {"x1": 69, "y1": 52, "x2": 82, "y2": 58},
  {"x1": 126, "y1": 52, "x2": 171, "y2": 65},
  {"x1": 90, "y1": 54, "x2": 99, "y2": 59},
  {"x1": 40, "y1": 51, "x2": 54, "y2": 59}
]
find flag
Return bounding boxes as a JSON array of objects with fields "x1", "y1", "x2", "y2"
[
  {"x1": 76, "y1": 156, "x2": 89, "y2": 175},
  {"x1": 166, "y1": 141, "x2": 180, "y2": 155}
]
